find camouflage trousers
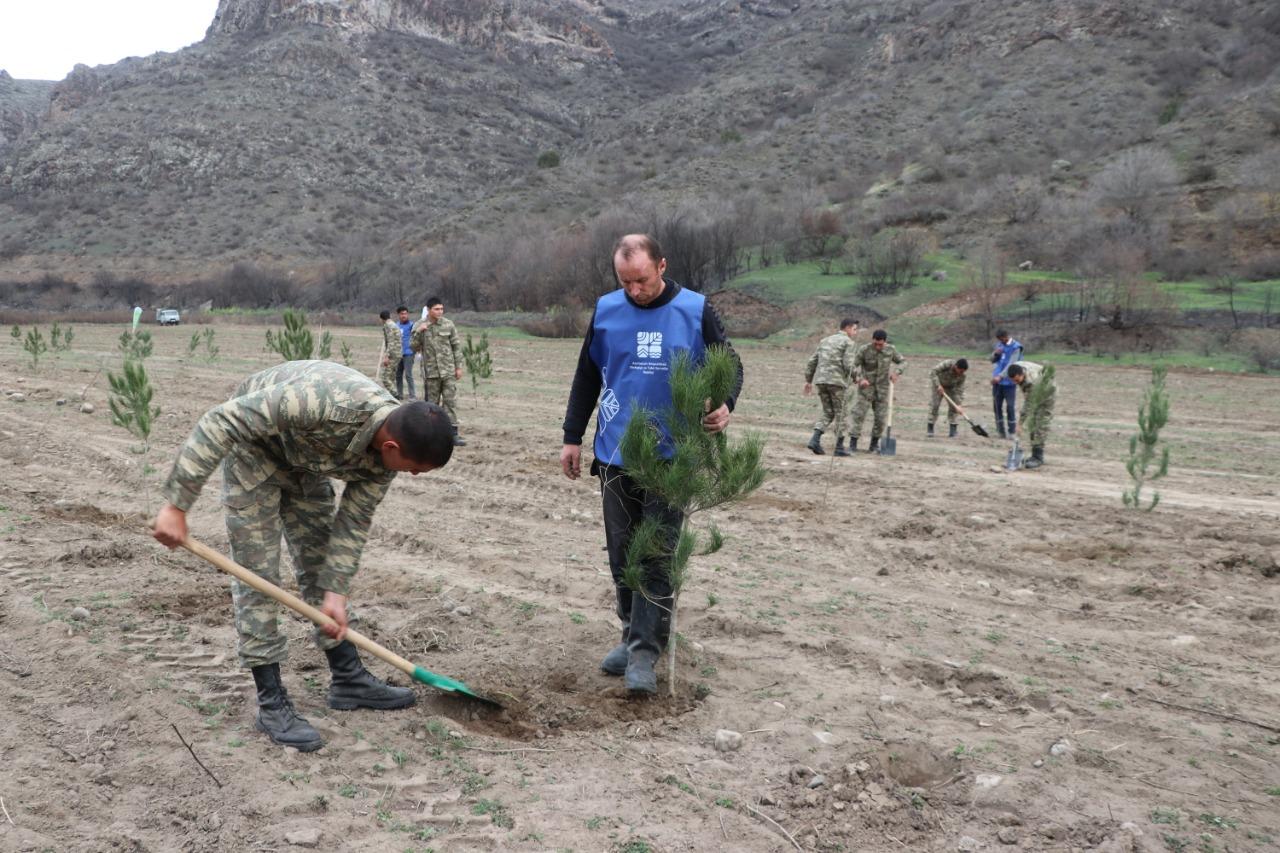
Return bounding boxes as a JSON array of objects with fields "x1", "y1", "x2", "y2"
[
  {"x1": 850, "y1": 383, "x2": 890, "y2": 440},
  {"x1": 424, "y1": 376, "x2": 458, "y2": 425},
  {"x1": 1018, "y1": 390, "x2": 1055, "y2": 447},
  {"x1": 812, "y1": 383, "x2": 850, "y2": 439},
  {"x1": 379, "y1": 355, "x2": 401, "y2": 398},
  {"x1": 929, "y1": 383, "x2": 964, "y2": 425},
  {"x1": 222, "y1": 464, "x2": 342, "y2": 669}
]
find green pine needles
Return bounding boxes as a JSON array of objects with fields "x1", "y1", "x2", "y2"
[
  {"x1": 50, "y1": 322, "x2": 74, "y2": 353},
  {"x1": 1022, "y1": 364, "x2": 1056, "y2": 444},
  {"x1": 118, "y1": 328, "x2": 154, "y2": 361},
  {"x1": 108, "y1": 358, "x2": 160, "y2": 451},
  {"x1": 265, "y1": 308, "x2": 315, "y2": 360},
  {"x1": 22, "y1": 327, "x2": 48, "y2": 369},
  {"x1": 1123, "y1": 366, "x2": 1171, "y2": 511},
  {"x1": 462, "y1": 332, "x2": 494, "y2": 395},
  {"x1": 187, "y1": 328, "x2": 220, "y2": 363},
  {"x1": 618, "y1": 347, "x2": 766, "y2": 696}
]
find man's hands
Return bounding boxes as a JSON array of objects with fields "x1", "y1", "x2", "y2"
[
  {"x1": 152, "y1": 504, "x2": 188, "y2": 549},
  {"x1": 890, "y1": 373, "x2": 899, "y2": 384},
  {"x1": 455, "y1": 367, "x2": 463, "y2": 381},
  {"x1": 859, "y1": 378, "x2": 871, "y2": 389},
  {"x1": 560, "y1": 444, "x2": 581, "y2": 480},
  {"x1": 802, "y1": 382, "x2": 812, "y2": 396},
  {"x1": 702, "y1": 403, "x2": 731, "y2": 434},
  {"x1": 320, "y1": 591, "x2": 349, "y2": 642}
]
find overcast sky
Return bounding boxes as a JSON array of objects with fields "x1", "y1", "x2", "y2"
[{"x1": 0, "y1": 0, "x2": 220, "y2": 81}]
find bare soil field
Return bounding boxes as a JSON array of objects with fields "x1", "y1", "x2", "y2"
[{"x1": 1, "y1": 323, "x2": 1278, "y2": 853}]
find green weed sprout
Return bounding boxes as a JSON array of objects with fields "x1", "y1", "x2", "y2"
[
  {"x1": 1123, "y1": 366, "x2": 1171, "y2": 510},
  {"x1": 618, "y1": 347, "x2": 765, "y2": 696}
]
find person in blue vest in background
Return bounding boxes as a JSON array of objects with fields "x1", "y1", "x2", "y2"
[
  {"x1": 990, "y1": 329, "x2": 1023, "y2": 439},
  {"x1": 395, "y1": 306, "x2": 417, "y2": 400},
  {"x1": 560, "y1": 233, "x2": 743, "y2": 694}
]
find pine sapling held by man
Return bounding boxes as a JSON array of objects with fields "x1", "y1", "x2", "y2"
[
  {"x1": 618, "y1": 347, "x2": 766, "y2": 697},
  {"x1": 1123, "y1": 366, "x2": 1171, "y2": 511}
]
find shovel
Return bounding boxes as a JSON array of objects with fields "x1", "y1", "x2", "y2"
[
  {"x1": 878, "y1": 378, "x2": 897, "y2": 456},
  {"x1": 938, "y1": 388, "x2": 990, "y2": 438},
  {"x1": 1006, "y1": 436, "x2": 1025, "y2": 471},
  {"x1": 180, "y1": 537, "x2": 502, "y2": 708}
]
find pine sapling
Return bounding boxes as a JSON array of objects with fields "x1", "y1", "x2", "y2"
[
  {"x1": 1123, "y1": 366, "x2": 1171, "y2": 511},
  {"x1": 59, "y1": 325, "x2": 74, "y2": 352},
  {"x1": 340, "y1": 340, "x2": 354, "y2": 367},
  {"x1": 618, "y1": 347, "x2": 766, "y2": 697},
  {"x1": 265, "y1": 308, "x2": 314, "y2": 360},
  {"x1": 1021, "y1": 364, "x2": 1056, "y2": 447},
  {"x1": 9, "y1": 325, "x2": 19, "y2": 345},
  {"x1": 50, "y1": 322, "x2": 63, "y2": 352},
  {"x1": 462, "y1": 332, "x2": 494, "y2": 396},
  {"x1": 23, "y1": 327, "x2": 48, "y2": 369},
  {"x1": 107, "y1": 358, "x2": 160, "y2": 452},
  {"x1": 118, "y1": 329, "x2": 154, "y2": 361},
  {"x1": 187, "y1": 331, "x2": 201, "y2": 358},
  {"x1": 317, "y1": 329, "x2": 333, "y2": 360}
]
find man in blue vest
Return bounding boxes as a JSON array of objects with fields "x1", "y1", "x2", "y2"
[
  {"x1": 560, "y1": 234, "x2": 743, "y2": 694},
  {"x1": 990, "y1": 329, "x2": 1023, "y2": 439},
  {"x1": 394, "y1": 306, "x2": 417, "y2": 400}
]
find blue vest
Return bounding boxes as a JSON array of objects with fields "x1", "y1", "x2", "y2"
[{"x1": 590, "y1": 287, "x2": 707, "y2": 467}]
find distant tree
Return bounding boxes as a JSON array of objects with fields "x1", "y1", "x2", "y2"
[{"x1": 1091, "y1": 147, "x2": 1179, "y2": 226}]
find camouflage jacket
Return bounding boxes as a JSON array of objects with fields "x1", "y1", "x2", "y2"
[
  {"x1": 1013, "y1": 360, "x2": 1055, "y2": 400},
  {"x1": 853, "y1": 342, "x2": 906, "y2": 387},
  {"x1": 382, "y1": 320, "x2": 402, "y2": 357},
  {"x1": 410, "y1": 317, "x2": 462, "y2": 378},
  {"x1": 930, "y1": 359, "x2": 967, "y2": 390},
  {"x1": 805, "y1": 332, "x2": 857, "y2": 386},
  {"x1": 161, "y1": 361, "x2": 400, "y2": 595}
]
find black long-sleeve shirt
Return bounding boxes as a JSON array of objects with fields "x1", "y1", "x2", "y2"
[{"x1": 561, "y1": 280, "x2": 743, "y2": 446}]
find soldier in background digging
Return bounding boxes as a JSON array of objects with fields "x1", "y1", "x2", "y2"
[
  {"x1": 412, "y1": 297, "x2": 466, "y2": 447},
  {"x1": 1007, "y1": 361, "x2": 1055, "y2": 469},
  {"x1": 927, "y1": 357, "x2": 969, "y2": 438},
  {"x1": 151, "y1": 361, "x2": 455, "y2": 752},
  {"x1": 803, "y1": 318, "x2": 859, "y2": 456},
  {"x1": 849, "y1": 329, "x2": 905, "y2": 453},
  {"x1": 378, "y1": 310, "x2": 402, "y2": 398}
]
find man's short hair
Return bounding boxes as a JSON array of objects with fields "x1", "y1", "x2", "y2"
[
  {"x1": 1006, "y1": 364, "x2": 1025, "y2": 379},
  {"x1": 426, "y1": 297, "x2": 442, "y2": 309},
  {"x1": 872, "y1": 329, "x2": 888, "y2": 341},
  {"x1": 840, "y1": 317, "x2": 858, "y2": 330},
  {"x1": 613, "y1": 233, "x2": 664, "y2": 265},
  {"x1": 996, "y1": 329, "x2": 1009, "y2": 339},
  {"x1": 379, "y1": 310, "x2": 391, "y2": 321},
  {"x1": 396, "y1": 306, "x2": 409, "y2": 314},
  {"x1": 955, "y1": 358, "x2": 969, "y2": 370},
  {"x1": 385, "y1": 402, "x2": 454, "y2": 468}
]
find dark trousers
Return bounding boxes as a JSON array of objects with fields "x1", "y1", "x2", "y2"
[
  {"x1": 993, "y1": 383, "x2": 1016, "y2": 433},
  {"x1": 598, "y1": 464, "x2": 681, "y2": 656},
  {"x1": 395, "y1": 354, "x2": 416, "y2": 399}
]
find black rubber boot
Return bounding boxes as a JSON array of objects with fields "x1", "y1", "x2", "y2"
[
  {"x1": 833, "y1": 438, "x2": 851, "y2": 457},
  {"x1": 1024, "y1": 445, "x2": 1046, "y2": 469},
  {"x1": 251, "y1": 663, "x2": 324, "y2": 752},
  {"x1": 624, "y1": 596, "x2": 667, "y2": 695},
  {"x1": 867, "y1": 437, "x2": 880, "y2": 453},
  {"x1": 325, "y1": 641, "x2": 416, "y2": 711},
  {"x1": 948, "y1": 424, "x2": 958, "y2": 438},
  {"x1": 451, "y1": 425, "x2": 466, "y2": 447},
  {"x1": 997, "y1": 424, "x2": 1007, "y2": 439},
  {"x1": 849, "y1": 438, "x2": 858, "y2": 452},
  {"x1": 806, "y1": 429, "x2": 824, "y2": 455},
  {"x1": 600, "y1": 625, "x2": 630, "y2": 676},
  {"x1": 926, "y1": 422, "x2": 935, "y2": 437}
]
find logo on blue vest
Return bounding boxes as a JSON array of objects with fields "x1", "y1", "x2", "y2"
[
  {"x1": 636, "y1": 331, "x2": 663, "y2": 359},
  {"x1": 599, "y1": 388, "x2": 620, "y2": 422}
]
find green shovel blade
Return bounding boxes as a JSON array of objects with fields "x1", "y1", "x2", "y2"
[{"x1": 411, "y1": 665, "x2": 501, "y2": 707}]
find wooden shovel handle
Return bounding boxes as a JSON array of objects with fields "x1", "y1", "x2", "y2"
[{"x1": 180, "y1": 537, "x2": 417, "y2": 680}]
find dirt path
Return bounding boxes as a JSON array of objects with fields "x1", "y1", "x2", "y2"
[{"x1": 1, "y1": 324, "x2": 1277, "y2": 852}]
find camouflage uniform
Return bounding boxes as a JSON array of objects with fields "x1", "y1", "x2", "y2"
[
  {"x1": 804, "y1": 332, "x2": 857, "y2": 439},
  {"x1": 928, "y1": 358, "x2": 967, "y2": 426},
  {"x1": 379, "y1": 319, "x2": 402, "y2": 397},
  {"x1": 411, "y1": 317, "x2": 463, "y2": 426},
  {"x1": 1013, "y1": 360, "x2": 1056, "y2": 446},
  {"x1": 161, "y1": 361, "x2": 399, "y2": 669},
  {"x1": 849, "y1": 342, "x2": 906, "y2": 440}
]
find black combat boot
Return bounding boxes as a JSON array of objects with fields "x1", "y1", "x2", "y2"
[
  {"x1": 867, "y1": 436, "x2": 880, "y2": 453},
  {"x1": 251, "y1": 663, "x2": 324, "y2": 752},
  {"x1": 806, "y1": 429, "x2": 824, "y2": 455},
  {"x1": 833, "y1": 438, "x2": 851, "y2": 457},
  {"x1": 325, "y1": 641, "x2": 416, "y2": 711},
  {"x1": 948, "y1": 424, "x2": 958, "y2": 438},
  {"x1": 624, "y1": 596, "x2": 669, "y2": 695},
  {"x1": 601, "y1": 586, "x2": 632, "y2": 676},
  {"x1": 926, "y1": 422, "x2": 935, "y2": 437},
  {"x1": 849, "y1": 438, "x2": 858, "y2": 452},
  {"x1": 997, "y1": 424, "x2": 1007, "y2": 439},
  {"x1": 1024, "y1": 445, "x2": 1046, "y2": 469},
  {"x1": 451, "y1": 425, "x2": 467, "y2": 447}
]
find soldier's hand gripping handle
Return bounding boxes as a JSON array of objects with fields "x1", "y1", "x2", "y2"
[{"x1": 152, "y1": 504, "x2": 188, "y2": 549}]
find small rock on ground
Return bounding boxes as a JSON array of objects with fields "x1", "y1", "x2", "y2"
[
  {"x1": 69, "y1": 606, "x2": 91, "y2": 621},
  {"x1": 80, "y1": 402, "x2": 95, "y2": 414},
  {"x1": 713, "y1": 729, "x2": 742, "y2": 752},
  {"x1": 285, "y1": 828, "x2": 321, "y2": 847}
]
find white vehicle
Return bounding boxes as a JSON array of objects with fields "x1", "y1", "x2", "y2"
[{"x1": 157, "y1": 309, "x2": 181, "y2": 326}]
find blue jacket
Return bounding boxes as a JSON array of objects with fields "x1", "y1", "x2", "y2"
[
  {"x1": 398, "y1": 319, "x2": 415, "y2": 356},
  {"x1": 992, "y1": 338, "x2": 1023, "y2": 387}
]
